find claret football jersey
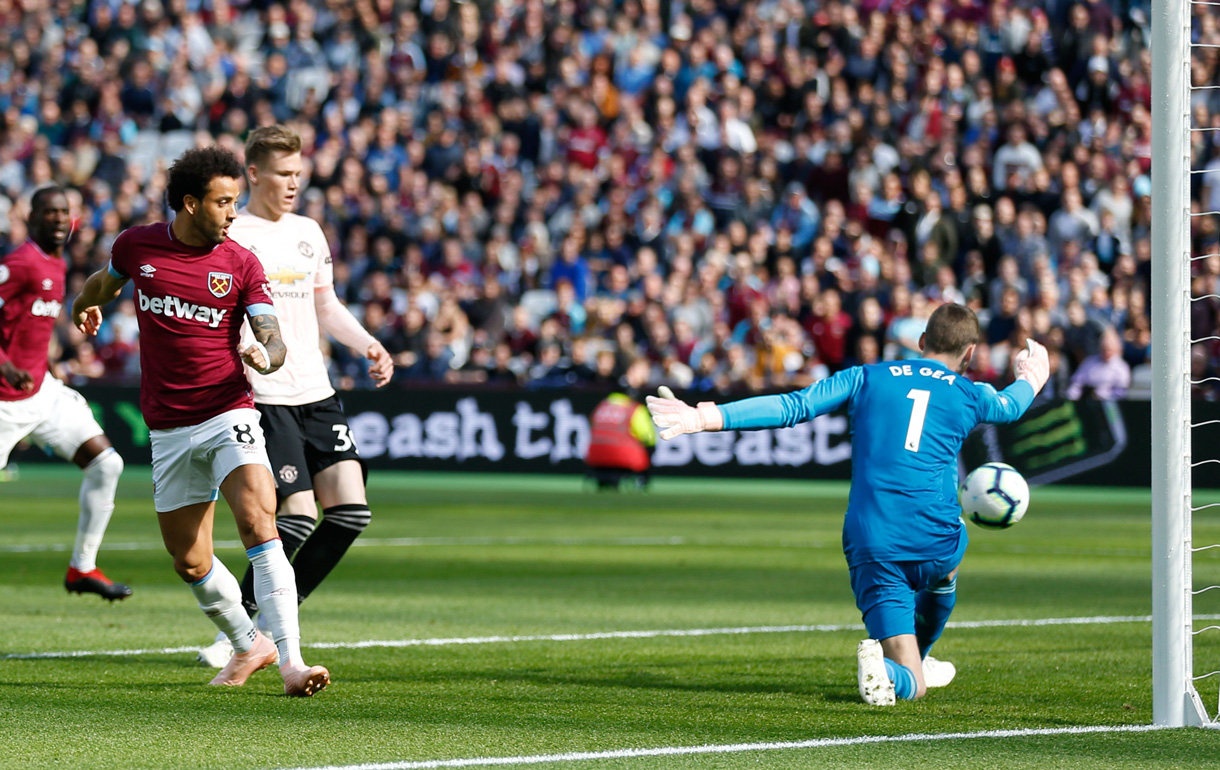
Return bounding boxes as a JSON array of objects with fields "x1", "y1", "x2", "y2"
[
  {"x1": 107, "y1": 223, "x2": 275, "y2": 430},
  {"x1": 0, "y1": 241, "x2": 66, "y2": 401}
]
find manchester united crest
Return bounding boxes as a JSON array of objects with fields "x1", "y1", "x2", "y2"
[
  {"x1": 208, "y1": 271, "x2": 233, "y2": 298},
  {"x1": 298, "y1": 241, "x2": 314, "y2": 258}
]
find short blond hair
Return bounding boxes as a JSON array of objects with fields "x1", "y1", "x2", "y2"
[{"x1": 245, "y1": 125, "x2": 302, "y2": 169}]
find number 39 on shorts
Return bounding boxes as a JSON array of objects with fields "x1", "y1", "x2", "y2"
[{"x1": 332, "y1": 424, "x2": 354, "y2": 452}]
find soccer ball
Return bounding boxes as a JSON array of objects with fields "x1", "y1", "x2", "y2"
[{"x1": 959, "y1": 462, "x2": 1030, "y2": 529}]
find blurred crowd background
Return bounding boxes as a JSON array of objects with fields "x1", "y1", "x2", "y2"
[{"x1": 0, "y1": 0, "x2": 1209, "y2": 400}]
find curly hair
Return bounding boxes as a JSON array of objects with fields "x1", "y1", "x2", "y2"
[{"x1": 166, "y1": 147, "x2": 244, "y2": 212}]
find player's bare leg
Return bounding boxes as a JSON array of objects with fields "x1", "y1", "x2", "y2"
[
  {"x1": 159, "y1": 499, "x2": 272, "y2": 686},
  {"x1": 64, "y1": 435, "x2": 131, "y2": 600},
  {"x1": 879, "y1": 633, "x2": 927, "y2": 699},
  {"x1": 313, "y1": 460, "x2": 366, "y2": 507},
  {"x1": 221, "y1": 464, "x2": 329, "y2": 696}
]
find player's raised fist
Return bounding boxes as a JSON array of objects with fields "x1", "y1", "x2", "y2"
[
  {"x1": 645, "y1": 385, "x2": 724, "y2": 440},
  {"x1": 239, "y1": 342, "x2": 273, "y2": 374}
]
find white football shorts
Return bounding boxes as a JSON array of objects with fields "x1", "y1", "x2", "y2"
[
  {"x1": 0, "y1": 373, "x2": 105, "y2": 468},
  {"x1": 149, "y1": 407, "x2": 273, "y2": 512}
]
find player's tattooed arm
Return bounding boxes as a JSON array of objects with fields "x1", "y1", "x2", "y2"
[{"x1": 240, "y1": 314, "x2": 287, "y2": 374}]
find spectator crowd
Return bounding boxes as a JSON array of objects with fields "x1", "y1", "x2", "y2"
[{"x1": 0, "y1": 0, "x2": 1211, "y2": 401}]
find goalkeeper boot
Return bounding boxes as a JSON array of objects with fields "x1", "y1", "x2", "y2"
[
  {"x1": 922, "y1": 655, "x2": 957, "y2": 688},
  {"x1": 857, "y1": 639, "x2": 896, "y2": 706},
  {"x1": 65, "y1": 567, "x2": 132, "y2": 601},
  {"x1": 197, "y1": 630, "x2": 235, "y2": 668}
]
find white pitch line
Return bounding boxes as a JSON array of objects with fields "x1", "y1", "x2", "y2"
[
  {"x1": 7, "y1": 614, "x2": 1220, "y2": 661},
  {"x1": 275, "y1": 724, "x2": 1172, "y2": 770},
  {"x1": 0, "y1": 537, "x2": 693, "y2": 553},
  {"x1": 0, "y1": 538, "x2": 1158, "y2": 557}
]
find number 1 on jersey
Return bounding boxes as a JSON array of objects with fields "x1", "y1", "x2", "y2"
[{"x1": 904, "y1": 389, "x2": 930, "y2": 452}]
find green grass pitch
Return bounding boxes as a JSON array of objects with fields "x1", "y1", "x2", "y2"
[{"x1": 2, "y1": 466, "x2": 1220, "y2": 769}]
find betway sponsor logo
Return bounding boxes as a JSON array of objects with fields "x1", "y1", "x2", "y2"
[
  {"x1": 137, "y1": 289, "x2": 227, "y2": 328},
  {"x1": 30, "y1": 299, "x2": 62, "y2": 318}
]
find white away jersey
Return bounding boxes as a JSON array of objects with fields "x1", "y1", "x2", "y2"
[{"x1": 228, "y1": 210, "x2": 335, "y2": 405}]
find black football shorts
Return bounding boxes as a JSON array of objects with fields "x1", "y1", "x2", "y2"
[{"x1": 257, "y1": 395, "x2": 363, "y2": 498}]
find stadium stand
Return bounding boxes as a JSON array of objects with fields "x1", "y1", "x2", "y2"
[{"x1": 0, "y1": 0, "x2": 1180, "y2": 398}]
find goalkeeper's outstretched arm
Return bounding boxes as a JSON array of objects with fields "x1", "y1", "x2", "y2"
[{"x1": 646, "y1": 367, "x2": 864, "y2": 440}]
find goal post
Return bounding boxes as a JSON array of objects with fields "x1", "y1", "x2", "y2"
[{"x1": 1151, "y1": 0, "x2": 1213, "y2": 727}]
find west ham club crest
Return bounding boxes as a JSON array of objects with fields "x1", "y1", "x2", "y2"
[{"x1": 208, "y1": 272, "x2": 233, "y2": 298}]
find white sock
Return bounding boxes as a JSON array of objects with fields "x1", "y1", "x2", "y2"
[
  {"x1": 190, "y1": 557, "x2": 257, "y2": 654},
  {"x1": 71, "y1": 448, "x2": 123, "y2": 572},
  {"x1": 246, "y1": 539, "x2": 304, "y2": 668}
]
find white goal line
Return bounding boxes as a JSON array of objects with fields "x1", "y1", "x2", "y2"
[
  {"x1": 0, "y1": 536, "x2": 696, "y2": 552},
  {"x1": 277, "y1": 724, "x2": 1172, "y2": 770},
  {"x1": 6, "y1": 614, "x2": 1217, "y2": 661},
  {"x1": 0, "y1": 537, "x2": 1151, "y2": 557}
]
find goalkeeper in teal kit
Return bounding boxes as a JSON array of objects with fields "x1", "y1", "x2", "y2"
[{"x1": 647, "y1": 304, "x2": 1050, "y2": 705}]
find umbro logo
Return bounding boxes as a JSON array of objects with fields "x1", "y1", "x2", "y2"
[{"x1": 140, "y1": 265, "x2": 156, "y2": 277}]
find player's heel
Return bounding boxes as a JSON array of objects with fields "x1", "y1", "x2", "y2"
[{"x1": 209, "y1": 631, "x2": 277, "y2": 686}]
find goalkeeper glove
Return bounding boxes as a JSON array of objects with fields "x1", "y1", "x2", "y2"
[
  {"x1": 645, "y1": 385, "x2": 724, "y2": 440},
  {"x1": 1013, "y1": 338, "x2": 1050, "y2": 394}
]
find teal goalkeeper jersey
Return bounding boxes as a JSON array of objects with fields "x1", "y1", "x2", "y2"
[{"x1": 718, "y1": 360, "x2": 1035, "y2": 567}]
